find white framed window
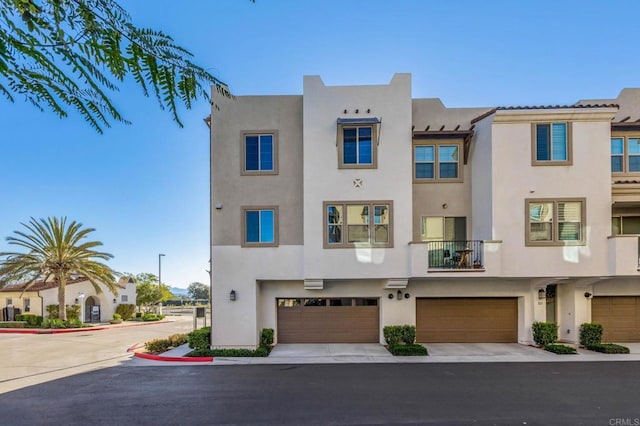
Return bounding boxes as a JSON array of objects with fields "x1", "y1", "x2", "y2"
[
  {"x1": 121, "y1": 295, "x2": 128, "y2": 303},
  {"x1": 324, "y1": 201, "x2": 393, "y2": 248}
]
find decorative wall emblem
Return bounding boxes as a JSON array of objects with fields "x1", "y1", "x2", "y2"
[{"x1": 353, "y1": 178, "x2": 363, "y2": 188}]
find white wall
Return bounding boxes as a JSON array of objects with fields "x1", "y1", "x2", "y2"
[{"x1": 302, "y1": 74, "x2": 414, "y2": 280}]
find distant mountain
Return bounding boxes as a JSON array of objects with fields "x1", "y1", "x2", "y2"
[{"x1": 169, "y1": 286, "x2": 188, "y2": 297}]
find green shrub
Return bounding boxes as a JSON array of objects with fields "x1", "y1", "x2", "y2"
[
  {"x1": 46, "y1": 304, "x2": 58, "y2": 319},
  {"x1": 586, "y1": 343, "x2": 630, "y2": 354},
  {"x1": 67, "y1": 304, "x2": 81, "y2": 321},
  {"x1": 579, "y1": 323, "x2": 603, "y2": 347},
  {"x1": 16, "y1": 314, "x2": 43, "y2": 327},
  {"x1": 144, "y1": 333, "x2": 188, "y2": 354},
  {"x1": 186, "y1": 347, "x2": 269, "y2": 357},
  {"x1": 66, "y1": 318, "x2": 83, "y2": 328},
  {"x1": 188, "y1": 326, "x2": 211, "y2": 350},
  {"x1": 260, "y1": 328, "x2": 274, "y2": 348},
  {"x1": 400, "y1": 325, "x2": 416, "y2": 345},
  {"x1": 142, "y1": 313, "x2": 164, "y2": 321},
  {"x1": 112, "y1": 313, "x2": 122, "y2": 320},
  {"x1": 115, "y1": 304, "x2": 136, "y2": 321},
  {"x1": 387, "y1": 344, "x2": 428, "y2": 356},
  {"x1": 42, "y1": 318, "x2": 65, "y2": 329},
  {"x1": 0, "y1": 321, "x2": 26, "y2": 328},
  {"x1": 135, "y1": 312, "x2": 143, "y2": 318},
  {"x1": 544, "y1": 344, "x2": 577, "y2": 355},
  {"x1": 384, "y1": 325, "x2": 417, "y2": 346},
  {"x1": 532, "y1": 321, "x2": 558, "y2": 347}
]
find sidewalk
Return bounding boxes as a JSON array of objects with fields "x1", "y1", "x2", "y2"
[{"x1": 127, "y1": 342, "x2": 640, "y2": 366}]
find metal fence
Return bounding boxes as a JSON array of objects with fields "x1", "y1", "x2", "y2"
[{"x1": 426, "y1": 240, "x2": 484, "y2": 270}]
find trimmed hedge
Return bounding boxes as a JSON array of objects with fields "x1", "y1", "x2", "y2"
[
  {"x1": 188, "y1": 326, "x2": 211, "y2": 350},
  {"x1": 579, "y1": 323, "x2": 603, "y2": 347},
  {"x1": 586, "y1": 343, "x2": 630, "y2": 354},
  {"x1": 260, "y1": 328, "x2": 274, "y2": 348},
  {"x1": 142, "y1": 313, "x2": 165, "y2": 321},
  {"x1": 387, "y1": 344, "x2": 428, "y2": 356},
  {"x1": 0, "y1": 321, "x2": 26, "y2": 328},
  {"x1": 188, "y1": 347, "x2": 269, "y2": 357},
  {"x1": 15, "y1": 314, "x2": 43, "y2": 327},
  {"x1": 383, "y1": 325, "x2": 416, "y2": 346},
  {"x1": 532, "y1": 322, "x2": 558, "y2": 347},
  {"x1": 544, "y1": 344, "x2": 577, "y2": 355},
  {"x1": 145, "y1": 333, "x2": 189, "y2": 354}
]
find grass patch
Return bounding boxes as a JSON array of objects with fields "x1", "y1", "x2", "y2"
[
  {"x1": 387, "y1": 344, "x2": 428, "y2": 356},
  {"x1": 586, "y1": 343, "x2": 630, "y2": 354},
  {"x1": 544, "y1": 344, "x2": 577, "y2": 355}
]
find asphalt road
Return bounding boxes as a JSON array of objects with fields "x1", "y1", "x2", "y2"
[{"x1": 1, "y1": 362, "x2": 639, "y2": 425}]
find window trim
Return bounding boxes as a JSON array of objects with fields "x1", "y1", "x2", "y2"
[
  {"x1": 531, "y1": 122, "x2": 573, "y2": 166},
  {"x1": 525, "y1": 198, "x2": 586, "y2": 246},
  {"x1": 240, "y1": 130, "x2": 279, "y2": 176},
  {"x1": 412, "y1": 140, "x2": 463, "y2": 183},
  {"x1": 611, "y1": 133, "x2": 640, "y2": 176},
  {"x1": 337, "y1": 125, "x2": 378, "y2": 169},
  {"x1": 241, "y1": 206, "x2": 279, "y2": 247},
  {"x1": 323, "y1": 200, "x2": 393, "y2": 248}
]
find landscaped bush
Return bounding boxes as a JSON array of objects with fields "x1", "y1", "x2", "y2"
[
  {"x1": 532, "y1": 321, "x2": 558, "y2": 347},
  {"x1": 0, "y1": 321, "x2": 26, "y2": 328},
  {"x1": 579, "y1": 323, "x2": 603, "y2": 347},
  {"x1": 41, "y1": 318, "x2": 84, "y2": 329},
  {"x1": 115, "y1": 304, "x2": 136, "y2": 321},
  {"x1": 544, "y1": 344, "x2": 577, "y2": 355},
  {"x1": 387, "y1": 344, "x2": 428, "y2": 356},
  {"x1": 187, "y1": 347, "x2": 270, "y2": 358},
  {"x1": 135, "y1": 312, "x2": 143, "y2": 318},
  {"x1": 188, "y1": 326, "x2": 211, "y2": 350},
  {"x1": 45, "y1": 304, "x2": 81, "y2": 320},
  {"x1": 46, "y1": 304, "x2": 58, "y2": 319},
  {"x1": 586, "y1": 343, "x2": 630, "y2": 354},
  {"x1": 15, "y1": 314, "x2": 43, "y2": 327},
  {"x1": 67, "y1": 304, "x2": 81, "y2": 321},
  {"x1": 260, "y1": 328, "x2": 274, "y2": 348},
  {"x1": 383, "y1": 325, "x2": 416, "y2": 346},
  {"x1": 145, "y1": 333, "x2": 189, "y2": 354},
  {"x1": 142, "y1": 313, "x2": 164, "y2": 321}
]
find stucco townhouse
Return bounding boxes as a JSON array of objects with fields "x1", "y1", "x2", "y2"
[{"x1": 208, "y1": 73, "x2": 640, "y2": 348}]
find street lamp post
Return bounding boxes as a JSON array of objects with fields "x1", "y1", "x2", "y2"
[{"x1": 158, "y1": 253, "x2": 165, "y2": 313}]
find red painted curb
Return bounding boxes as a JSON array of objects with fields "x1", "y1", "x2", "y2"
[{"x1": 133, "y1": 351, "x2": 213, "y2": 363}]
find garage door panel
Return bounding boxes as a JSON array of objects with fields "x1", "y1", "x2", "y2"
[
  {"x1": 416, "y1": 298, "x2": 517, "y2": 343},
  {"x1": 278, "y1": 301, "x2": 379, "y2": 343},
  {"x1": 592, "y1": 296, "x2": 640, "y2": 342}
]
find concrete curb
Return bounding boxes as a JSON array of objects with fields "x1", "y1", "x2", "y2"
[
  {"x1": 132, "y1": 352, "x2": 213, "y2": 363},
  {"x1": 0, "y1": 320, "x2": 173, "y2": 334}
]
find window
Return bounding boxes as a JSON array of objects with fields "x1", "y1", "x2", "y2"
[
  {"x1": 23, "y1": 298, "x2": 30, "y2": 312},
  {"x1": 323, "y1": 201, "x2": 393, "y2": 248},
  {"x1": 121, "y1": 295, "x2": 128, "y2": 303},
  {"x1": 526, "y1": 198, "x2": 585, "y2": 246},
  {"x1": 242, "y1": 206, "x2": 278, "y2": 247},
  {"x1": 532, "y1": 123, "x2": 572, "y2": 165},
  {"x1": 6, "y1": 298, "x2": 12, "y2": 306},
  {"x1": 241, "y1": 131, "x2": 278, "y2": 175},
  {"x1": 612, "y1": 216, "x2": 640, "y2": 235},
  {"x1": 611, "y1": 136, "x2": 640, "y2": 175},
  {"x1": 413, "y1": 142, "x2": 461, "y2": 181},
  {"x1": 338, "y1": 125, "x2": 378, "y2": 168},
  {"x1": 420, "y1": 217, "x2": 466, "y2": 241}
]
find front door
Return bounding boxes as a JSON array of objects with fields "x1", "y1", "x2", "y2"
[{"x1": 546, "y1": 285, "x2": 557, "y2": 323}]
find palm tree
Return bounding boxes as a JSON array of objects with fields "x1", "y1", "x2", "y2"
[{"x1": 0, "y1": 217, "x2": 116, "y2": 321}]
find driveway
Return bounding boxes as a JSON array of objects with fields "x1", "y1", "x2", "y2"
[{"x1": 0, "y1": 316, "x2": 193, "y2": 394}]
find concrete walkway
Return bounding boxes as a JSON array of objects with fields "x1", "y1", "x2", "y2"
[{"x1": 130, "y1": 342, "x2": 640, "y2": 366}]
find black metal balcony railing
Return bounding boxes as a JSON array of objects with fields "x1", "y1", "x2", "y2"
[{"x1": 427, "y1": 240, "x2": 484, "y2": 270}]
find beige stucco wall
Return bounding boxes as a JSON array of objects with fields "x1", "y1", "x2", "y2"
[
  {"x1": 302, "y1": 74, "x2": 413, "y2": 280},
  {"x1": 211, "y1": 94, "x2": 304, "y2": 246},
  {"x1": 489, "y1": 109, "x2": 617, "y2": 277},
  {"x1": 1, "y1": 292, "x2": 43, "y2": 316},
  {"x1": 470, "y1": 116, "x2": 494, "y2": 241}
]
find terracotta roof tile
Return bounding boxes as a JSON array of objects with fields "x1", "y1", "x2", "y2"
[{"x1": 0, "y1": 276, "x2": 88, "y2": 292}]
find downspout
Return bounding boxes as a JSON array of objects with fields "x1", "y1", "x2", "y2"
[{"x1": 204, "y1": 113, "x2": 213, "y2": 334}]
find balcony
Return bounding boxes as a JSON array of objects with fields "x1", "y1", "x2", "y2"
[{"x1": 427, "y1": 240, "x2": 485, "y2": 271}]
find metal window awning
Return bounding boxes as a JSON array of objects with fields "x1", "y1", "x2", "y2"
[{"x1": 337, "y1": 117, "x2": 381, "y2": 125}]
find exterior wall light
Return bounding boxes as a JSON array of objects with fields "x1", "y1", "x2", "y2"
[
  {"x1": 388, "y1": 293, "x2": 394, "y2": 299},
  {"x1": 584, "y1": 292, "x2": 592, "y2": 299},
  {"x1": 113, "y1": 298, "x2": 117, "y2": 304},
  {"x1": 229, "y1": 290, "x2": 237, "y2": 301},
  {"x1": 397, "y1": 290, "x2": 403, "y2": 300},
  {"x1": 404, "y1": 293, "x2": 410, "y2": 299},
  {"x1": 538, "y1": 288, "x2": 546, "y2": 300}
]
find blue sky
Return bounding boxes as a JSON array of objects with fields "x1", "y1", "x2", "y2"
[{"x1": 1, "y1": 0, "x2": 639, "y2": 288}]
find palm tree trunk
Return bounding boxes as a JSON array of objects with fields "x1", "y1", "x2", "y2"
[{"x1": 58, "y1": 275, "x2": 67, "y2": 321}]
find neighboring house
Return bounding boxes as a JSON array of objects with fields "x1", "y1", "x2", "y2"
[
  {"x1": 208, "y1": 73, "x2": 640, "y2": 348},
  {"x1": 0, "y1": 276, "x2": 136, "y2": 322}
]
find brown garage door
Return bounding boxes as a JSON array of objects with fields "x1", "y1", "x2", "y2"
[
  {"x1": 416, "y1": 297, "x2": 518, "y2": 343},
  {"x1": 592, "y1": 296, "x2": 640, "y2": 342},
  {"x1": 277, "y1": 298, "x2": 379, "y2": 343}
]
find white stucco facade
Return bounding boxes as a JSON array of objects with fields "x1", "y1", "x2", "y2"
[{"x1": 210, "y1": 74, "x2": 640, "y2": 348}]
